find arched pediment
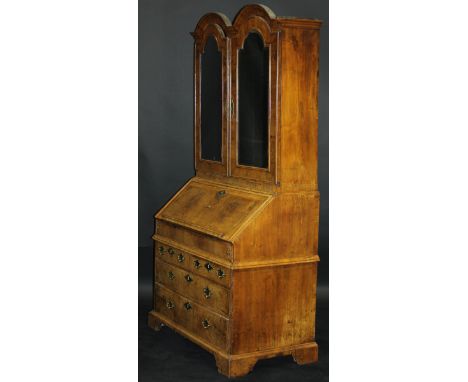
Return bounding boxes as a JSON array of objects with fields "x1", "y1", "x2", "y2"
[
  {"x1": 191, "y1": 12, "x2": 231, "y2": 40},
  {"x1": 232, "y1": 4, "x2": 277, "y2": 29}
]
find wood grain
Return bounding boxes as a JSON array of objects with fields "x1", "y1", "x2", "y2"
[
  {"x1": 154, "y1": 283, "x2": 228, "y2": 351},
  {"x1": 155, "y1": 240, "x2": 232, "y2": 287},
  {"x1": 230, "y1": 263, "x2": 317, "y2": 354},
  {"x1": 155, "y1": 259, "x2": 230, "y2": 316},
  {"x1": 149, "y1": 4, "x2": 322, "y2": 378},
  {"x1": 155, "y1": 220, "x2": 232, "y2": 263},
  {"x1": 232, "y1": 191, "x2": 320, "y2": 266},
  {"x1": 192, "y1": 12, "x2": 231, "y2": 176},
  {"x1": 157, "y1": 179, "x2": 271, "y2": 239}
]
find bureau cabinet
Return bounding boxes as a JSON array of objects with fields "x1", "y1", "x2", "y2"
[{"x1": 148, "y1": 4, "x2": 322, "y2": 377}]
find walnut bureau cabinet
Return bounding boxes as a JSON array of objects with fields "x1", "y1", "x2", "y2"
[{"x1": 148, "y1": 4, "x2": 322, "y2": 378}]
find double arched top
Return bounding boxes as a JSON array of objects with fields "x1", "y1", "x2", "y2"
[
  {"x1": 192, "y1": 4, "x2": 281, "y2": 182},
  {"x1": 192, "y1": 5, "x2": 321, "y2": 183},
  {"x1": 192, "y1": 5, "x2": 279, "y2": 43},
  {"x1": 192, "y1": 4, "x2": 321, "y2": 46}
]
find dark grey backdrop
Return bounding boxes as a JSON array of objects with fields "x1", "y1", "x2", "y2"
[{"x1": 139, "y1": 1, "x2": 328, "y2": 381}]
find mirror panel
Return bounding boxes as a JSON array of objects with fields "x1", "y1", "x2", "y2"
[
  {"x1": 238, "y1": 32, "x2": 269, "y2": 169},
  {"x1": 200, "y1": 36, "x2": 222, "y2": 162}
]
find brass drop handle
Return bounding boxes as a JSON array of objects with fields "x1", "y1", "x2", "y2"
[
  {"x1": 202, "y1": 319, "x2": 211, "y2": 329},
  {"x1": 168, "y1": 247, "x2": 175, "y2": 255},
  {"x1": 168, "y1": 271, "x2": 175, "y2": 280},
  {"x1": 185, "y1": 274, "x2": 193, "y2": 283},
  {"x1": 178, "y1": 254, "x2": 185, "y2": 263},
  {"x1": 205, "y1": 262, "x2": 213, "y2": 272},
  {"x1": 184, "y1": 302, "x2": 192, "y2": 310},
  {"x1": 193, "y1": 259, "x2": 201, "y2": 269},
  {"x1": 217, "y1": 269, "x2": 225, "y2": 279},
  {"x1": 203, "y1": 287, "x2": 212, "y2": 299},
  {"x1": 166, "y1": 301, "x2": 175, "y2": 309}
]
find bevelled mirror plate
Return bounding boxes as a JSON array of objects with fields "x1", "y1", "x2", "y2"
[
  {"x1": 238, "y1": 32, "x2": 269, "y2": 169},
  {"x1": 200, "y1": 36, "x2": 222, "y2": 162}
]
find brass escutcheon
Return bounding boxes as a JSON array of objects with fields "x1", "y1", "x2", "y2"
[
  {"x1": 203, "y1": 287, "x2": 212, "y2": 299},
  {"x1": 205, "y1": 262, "x2": 213, "y2": 271}
]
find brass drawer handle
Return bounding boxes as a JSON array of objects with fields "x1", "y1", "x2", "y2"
[
  {"x1": 205, "y1": 262, "x2": 213, "y2": 271},
  {"x1": 203, "y1": 287, "x2": 212, "y2": 299},
  {"x1": 184, "y1": 302, "x2": 192, "y2": 310},
  {"x1": 168, "y1": 271, "x2": 175, "y2": 280},
  {"x1": 184, "y1": 274, "x2": 193, "y2": 283},
  {"x1": 178, "y1": 254, "x2": 185, "y2": 263},
  {"x1": 168, "y1": 247, "x2": 175, "y2": 255},
  {"x1": 158, "y1": 245, "x2": 164, "y2": 254},
  {"x1": 193, "y1": 259, "x2": 201, "y2": 269},
  {"x1": 217, "y1": 269, "x2": 225, "y2": 279},
  {"x1": 202, "y1": 319, "x2": 211, "y2": 329},
  {"x1": 166, "y1": 301, "x2": 175, "y2": 309}
]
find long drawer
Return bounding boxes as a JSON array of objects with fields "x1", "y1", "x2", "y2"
[
  {"x1": 155, "y1": 220, "x2": 233, "y2": 263},
  {"x1": 155, "y1": 258, "x2": 230, "y2": 316},
  {"x1": 155, "y1": 241, "x2": 231, "y2": 288},
  {"x1": 154, "y1": 283, "x2": 228, "y2": 351}
]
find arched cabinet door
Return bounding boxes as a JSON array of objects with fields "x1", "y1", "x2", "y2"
[
  {"x1": 192, "y1": 13, "x2": 231, "y2": 176},
  {"x1": 230, "y1": 5, "x2": 280, "y2": 184}
]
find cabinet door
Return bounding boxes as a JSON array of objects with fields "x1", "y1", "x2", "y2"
[
  {"x1": 230, "y1": 5, "x2": 279, "y2": 183},
  {"x1": 193, "y1": 13, "x2": 231, "y2": 176}
]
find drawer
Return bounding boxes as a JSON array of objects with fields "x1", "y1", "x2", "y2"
[
  {"x1": 154, "y1": 283, "x2": 228, "y2": 351},
  {"x1": 154, "y1": 220, "x2": 232, "y2": 263},
  {"x1": 155, "y1": 241, "x2": 231, "y2": 288},
  {"x1": 155, "y1": 258, "x2": 229, "y2": 316}
]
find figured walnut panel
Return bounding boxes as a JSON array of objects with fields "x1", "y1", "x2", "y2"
[
  {"x1": 157, "y1": 180, "x2": 270, "y2": 240},
  {"x1": 232, "y1": 192, "x2": 320, "y2": 266},
  {"x1": 230, "y1": 262, "x2": 317, "y2": 354},
  {"x1": 279, "y1": 27, "x2": 321, "y2": 191}
]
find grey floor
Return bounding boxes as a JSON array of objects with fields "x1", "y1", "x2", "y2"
[{"x1": 138, "y1": 247, "x2": 329, "y2": 382}]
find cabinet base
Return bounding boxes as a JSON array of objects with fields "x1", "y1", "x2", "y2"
[{"x1": 148, "y1": 310, "x2": 318, "y2": 378}]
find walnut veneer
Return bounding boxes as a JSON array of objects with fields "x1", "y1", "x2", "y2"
[{"x1": 148, "y1": 4, "x2": 322, "y2": 377}]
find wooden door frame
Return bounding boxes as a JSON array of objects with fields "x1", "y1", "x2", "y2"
[
  {"x1": 192, "y1": 13, "x2": 231, "y2": 177},
  {"x1": 229, "y1": 5, "x2": 280, "y2": 185}
]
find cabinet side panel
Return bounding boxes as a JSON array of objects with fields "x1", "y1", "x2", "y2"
[
  {"x1": 233, "y1": 192, "x2": 319, "y2": 266},
  {"x1": 279, "y1": 28, "x2": 320, "y2": 191},
  {"x1": 231, "y1": 263, "x2": 317, "y2": 354}
]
